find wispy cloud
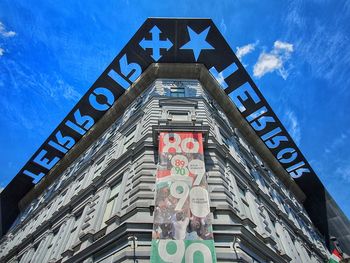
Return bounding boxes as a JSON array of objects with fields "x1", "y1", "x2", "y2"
[
  {"x1": 284, "y1": 1, "x2": 350, "y2": 94},
  {"x1": 283, "y1": 109, "x2": 301, "y2": 145},
  {"x1": 59, "y1": 79, "x2": 82, "y2": 101},
  {"x1": 0, "y1": 21, "x2": 16, "y2": 57},
  {"x1": 274, "y1": 40, "x2": 293, "y2": 52},
  {"x1": 0, "y1": 21, "x2": 16, "y2": 38},
  {"x1": 324, "y1": 132, "x2": 348, "y2": 154},
  {"x1": 335, "y1": 163, "x2": 350, "y2": 183},
  {"x1": 253, "y1": 40, "x2": 294, "y2": 79},
  {"x1": 236, "y1": 42, "x2": 257, "y2": 60},
  {"x1": 220, "y1": 18, "x2": 227, "y2": 34},
  {"x1": 0, "y1": 59, "x2": 81, "y2": 132}
]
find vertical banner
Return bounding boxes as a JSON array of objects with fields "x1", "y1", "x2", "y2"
[{"x1": 151, "y1": 132, "x2": 217, "y2": 263}]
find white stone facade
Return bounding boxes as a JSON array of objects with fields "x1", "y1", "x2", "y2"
[{"x1": 0, "y1": 79, "x2": 328, "y2": 262}]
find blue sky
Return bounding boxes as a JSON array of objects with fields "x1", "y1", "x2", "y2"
[{"x1": 0, "y1": 0, "x2": 349, "y2": 218}]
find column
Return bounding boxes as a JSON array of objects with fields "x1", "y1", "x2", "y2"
[
  {"x1": 92, "y1": 157, "x2": 107, "y2": 181},
  {"x1": 71, "y1": 205, "x2": 90, "y2": 248},
  {"x1": 245, "y1": 188, "x2": 266, "y2": 236},
  {"x1": 3, "y1": 238, "x2": 10, "y2": 255},
  {"x1": 31, "y1": 231, "x2": 54, "y2": 263},
  {"x1": 295, "y1": 238, "x2": 311, "y2": 263},
  {"x1": 62, "y1": 180, "x2": 76, "y2": 207},
  {"x1": 229, "y1": 172, "x2": 245, "y2": 217},
  {"x1": 82, "y1": 164, "x2": 94, "y2": 190},
  {"x1": 260, "y1": 205, "x2": 278, "y2": 242},
  {"x1": 282, "y1": 227, "x2": 300, "y2": 262},
  {"x1": 48, "y1": 196, "x2": 60, "y2": 216},
  {"x1": 42, "y1": 232, "x2": 58, "y2": 263},
  {"x1": 57, "y1": 215, "x2": 75, "y2": 259},
  {"x1": 275, "y1": 219, "x2": 293, "y2": 258},
  {"x1": 32, "y1": 211, "x2": 44, "y2": 232},
  {"x1": 49, "y1": 216, "x2": 73, "y2": 261},
  {"x1": 252, "y1": 170, "x2": 267, "y2": 193},
  {"x1": 112, "y1": 172, "x2": 129, "y2": 216},
  {"x1": 19, "y1": 245, "x2": 35, "y2": 263},
  {"x1": 134, "y1": 121, "x2": 142, "y2": 142},
  {"x1": 91, "y1": 185, "x2": 110, "y2": 232},
  {"x1": 310, "y1": 252, "x2": 320, "y2": 263}
]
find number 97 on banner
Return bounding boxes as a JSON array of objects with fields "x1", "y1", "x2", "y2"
[{"x1": 170, "y1": 181, "x2": 190, "y2": 211}]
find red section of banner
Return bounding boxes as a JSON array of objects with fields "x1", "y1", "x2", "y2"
[{"x1": 159, "y1": 132, "x2": 204, "y2": 155}]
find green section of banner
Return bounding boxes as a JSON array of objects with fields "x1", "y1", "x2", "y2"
[{"x1": 151, "y1": 239, "x2": 217, "y2": 263}]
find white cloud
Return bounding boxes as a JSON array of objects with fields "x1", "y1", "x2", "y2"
[
  {"x1": 253, "y1": 40, "x2": 294, "y2": 79},
  {"x1": 283, "y1": 110, "x2": 301, "y2": 145},
  {"x1": 0, "y1": 47, "x2": 4, "y2": 56},
  {"x1": 236, "y1": 43, "x2": 256, "y2": 60},
  {"x1": 253, "y1": 53, "x2": 282, "y2": 78},
  {"x1": 0, "y1": 21, "x2": 16, "y2": 38},
  {"x1": 274, "y1": 40, "x2": 293, "y2": 52}
]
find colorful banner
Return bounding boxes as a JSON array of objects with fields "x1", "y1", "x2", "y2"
[{"x1": 151, "y1": 132, "x2": 217, "y2": 263}]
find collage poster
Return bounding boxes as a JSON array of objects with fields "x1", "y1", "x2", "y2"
[{"x1": 151, "y1": 132, "x2": 217, "y2": 263}]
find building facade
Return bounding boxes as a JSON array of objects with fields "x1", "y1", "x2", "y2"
[{"x1": 0, "y1": 67, "x2": 330, "y2": 262}]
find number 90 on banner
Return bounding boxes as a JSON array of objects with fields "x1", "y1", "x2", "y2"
[{"x1": 152, "y1": 240, "x2": 216, "y2": 263}]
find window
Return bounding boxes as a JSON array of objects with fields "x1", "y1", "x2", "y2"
[
  {"x1": 94, "y1": 156, "x2": 106, "y2": 177},
  {"x1": 133, "y1": 97, "x2": 143, "y2": 111},
  {"x1": 170, "y1": 86, "x2": 185, "y2": 97},
  {"x1": 70, "y1": 211, "x2": 83, "y2": 244},
  {"x1": 168, "y1": 111, "x2": 190, "y2": 122},
  {"x1": 262, "y1": 178, "x2": 273, "y2": 197},
  {"x1": 74, "y1": 173, "x2": 86, "y2": 192},
  {"x1": 219, "y1": 129, "x2": 230, "y2": 148},
  {"x1": 238, "y1": 186, "x2": 252, "y2": 220},
  {"x1": 33, "y1": 241, "x2": 40, "y2": 252},
  {"x1": 235, "y1": 130, "x2": 250, "y2": 153},
  {"x1": 42, "y1": 204, "x2": 52, "y2": 222},
  {"x1": 283, "y1": 202, "x2": 290, "y2": 215},
  {"x1": 124, "y1": 126, "x2": 136, "y2": 150},
  {"x1": 57, "y1": 189, "x2": 68, "y2": 207},
  {"x1": 45, "y1": 228, "x2": 59, "y2": 259},
  {"x1": 101, "y1": 182, "x2": 121, "y2": 228}
]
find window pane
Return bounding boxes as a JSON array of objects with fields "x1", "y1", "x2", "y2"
[
  {"x1": 110, "y1": 184, "x2": 121, "y2": 198},
  {"x1": 170, "y1": 87, "x2": 185, "y2": 97},
  {"x1": 170, "y1": 112, "x2": 189, "y2": 121},
  {"x1": 238, "y1": 186, "x2": 246, "y2": 198},
  {"x1": 244, "y1": 202, "x2": 252, "y2": 220},
  {"x1": 102, "y1": 199, "x2": 115, "y2": 227},
  {"x1": 124, "y1": 127, "x2": 136, "y2": 149}
]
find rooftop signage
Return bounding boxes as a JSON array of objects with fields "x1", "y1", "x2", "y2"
[
  {"x1": 15, "y1": 18, "x2": 315, "y2": 185},
  {"x1": 2, "y1": 18, "x2": 334, "y2": 244}
]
